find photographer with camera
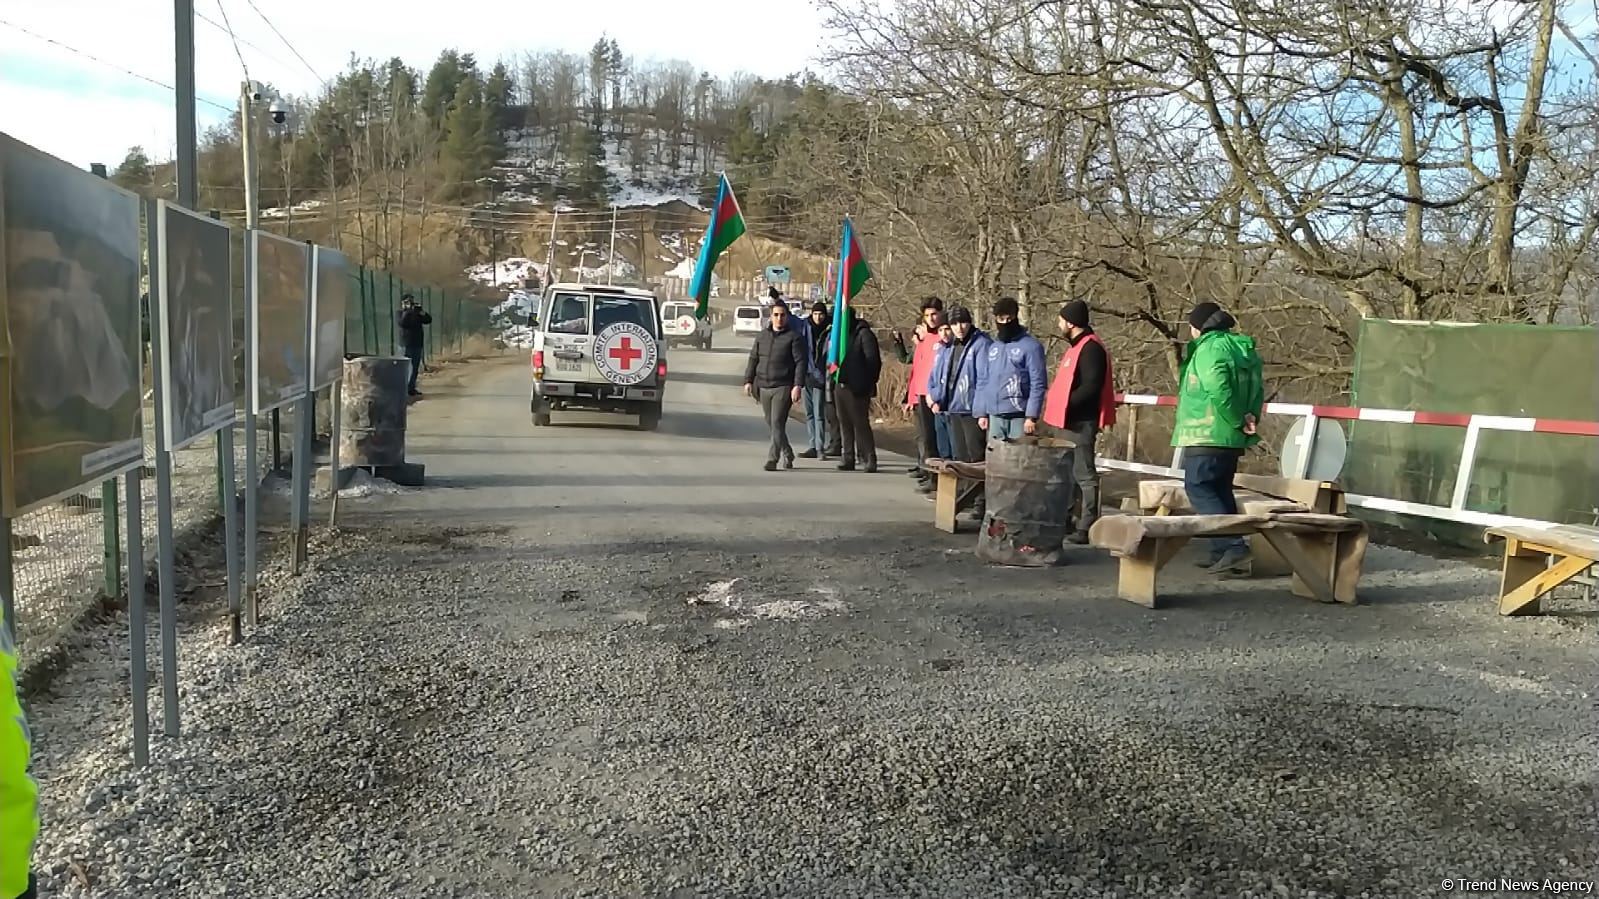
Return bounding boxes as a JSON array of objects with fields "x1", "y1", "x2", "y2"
[{"x1": 396, "y1": 293, "x2": 433, "y2": 397}]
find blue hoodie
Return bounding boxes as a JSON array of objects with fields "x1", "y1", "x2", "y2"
[
  {"x1": 926, "y1": 339, "x2": 954, "y2": 407},
  {"x1": 973, "y1": 326, "x2": 1047, "y2": 419},
  {"x1": 945, "y1": 329, "x2": 991, "y2": 415}
]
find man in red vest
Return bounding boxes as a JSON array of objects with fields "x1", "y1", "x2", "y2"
[{"x1": 1041, "y1": 300, "x2": 1115, "y2": 544}]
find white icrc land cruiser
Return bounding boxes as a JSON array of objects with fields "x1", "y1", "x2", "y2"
[{"x1": 529, "y1": 282, "x2": 668, "y2": 430}]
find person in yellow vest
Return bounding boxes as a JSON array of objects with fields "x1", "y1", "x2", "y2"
[{"x1": 1, "y1": 610, "x2": 37, "y2": 899}]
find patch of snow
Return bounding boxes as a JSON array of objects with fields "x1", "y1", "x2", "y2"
[
  {"x1": 259, "y1": 199, "x2": 325, "y2": 220},
  {"x1": 498, "y1": 325, "x2": 535, "y2": 349},
  {"x1": 685, "y1": 578, "x2": 848, "y2": 624},
  {"x1": 666, "y1": 258, "x2": 701, "y2": 280},
  {"x1": 338, "y1": 468, "x2": 414, "y2": 498},
  {"x1": 689, "y1": 579, "x2": 743, "y2": 609},
  {"x1": 467, "y1": 257, "x2": 546, "y2": 288}
]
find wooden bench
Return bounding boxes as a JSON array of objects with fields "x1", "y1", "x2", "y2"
[
  {"x1": 1088, "y1": 511, "x2": 1369, "y2": 609},
  {"x1": 924, "y1": 458, "x2": 986, "y2": 533},
  {"x1": 1484, "y1": 525, "x2": 1599, "y2": 616},
  {"x1": 1137, "y1": 478, "x2": 1335, "y2": 577}
]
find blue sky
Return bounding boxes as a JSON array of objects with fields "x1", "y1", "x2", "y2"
[{"x1": 0, "y1": 0, "x2": 830, "y2": 170}]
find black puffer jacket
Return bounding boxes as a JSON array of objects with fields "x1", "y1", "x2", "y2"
[
  {"x1": 745, "y1": 325, "x2": 808, "y2": 390},
  {"x1": 835, "y1": 317, "x2": 883, "y2": 398}
]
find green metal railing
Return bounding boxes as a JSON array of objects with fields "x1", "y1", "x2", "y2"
[{"x1": 344, "y1": 265, "x2": 492, "y2": 364}]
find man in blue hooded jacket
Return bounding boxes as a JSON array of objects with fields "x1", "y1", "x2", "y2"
[{"x1": 973, "y1": 297, "x2": 1048, "y2": 441}]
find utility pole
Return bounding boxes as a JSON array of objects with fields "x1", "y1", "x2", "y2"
[
  {"x1": 630, "y1": 207, "x2": 642, "y2": 284},
  {"x1": 174, "y1": 0, "x2": 197, "y2": 206},
  {"x1": 544, "y1": 211, "x2": 559, "y2": 286},
  {"x1": 240, "y1": 80, "x2": 263, "y2": 630},
  {"x1": 490, "y1": 179, "x2": 500, "y2": 287},
  {"x1": 607, "y1": 204, "x2": 619, "y2": 285}
]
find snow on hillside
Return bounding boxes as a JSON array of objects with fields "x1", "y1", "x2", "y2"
[
  {"x1": 666, "y1": 257, "x2": 696, "y2": 280},
  {"x1": 488, "y1": 126, "x2": 716, "y2": 210},
  {"x1": 466, "y1": 257, "x2": 547, "y2": 287}
]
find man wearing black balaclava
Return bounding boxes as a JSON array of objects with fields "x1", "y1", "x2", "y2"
[{"x1": 973, "y1": 297, "x2": 1047, "y2": 441}]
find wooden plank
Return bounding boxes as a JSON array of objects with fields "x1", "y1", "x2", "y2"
[
  {"x1": 1488, "y1": 525, "x2": 1599, "y2": 562},
  {"x1": 1115, "y1": 536, "x2": 1188, "y2": 609},
  {"x1": 1232, "y1": 473, "x2": 1344, "y2": 514},
  {"x1": 1500, "y1": 552, "x2": 1591, "y2": 616},
  {"x1": 1262, "y1": 530, "x2": 1338, "y2": 604},
  {"x1": 934, "y1": 471, "x2": 959, "y2": 534}
]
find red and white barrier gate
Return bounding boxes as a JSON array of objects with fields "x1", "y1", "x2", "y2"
[{"x1": 1102, "y1": 394, "x2": 1599, "y2": 532}]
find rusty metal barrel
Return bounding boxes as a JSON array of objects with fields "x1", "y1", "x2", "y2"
[
  {"x1": 975, "y1": 435, "x2": 1078, "y2": 567},
  {"x1": 338, "y1": 356, "x2": 409, "y2": 467}
]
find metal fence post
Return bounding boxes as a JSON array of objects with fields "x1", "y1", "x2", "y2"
[
  {"x1": 91, "y1": 162, "x2": 123, "y2": 601},
  {"x1": 386, "y1": 271, "x2": 396, "y2": 355},
  {"x1": 102, "y1": 482, "x2": 120, "y2": 599}
]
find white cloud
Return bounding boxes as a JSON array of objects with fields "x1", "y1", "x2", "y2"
[{"x1": 1, "y1": 0, "x2": 826, "y2": 168}]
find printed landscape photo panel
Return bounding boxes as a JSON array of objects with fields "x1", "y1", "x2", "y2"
[
  {"x1": 310, "y1": 246, "x2": 348, "y2": 389},
  {"x1": 0, "y1": 132, "x2": 145, "y2": 516},
  {"x1": 250, "y1": 229, "x2": 310, "y2": 414},
  {"x1": 157, "y1": 202, "x2": 236, "y2": 449}
]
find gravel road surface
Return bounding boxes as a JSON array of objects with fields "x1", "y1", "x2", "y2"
[{"x1": 24, "y1": 334, "x2": 1599, "y2": 898}]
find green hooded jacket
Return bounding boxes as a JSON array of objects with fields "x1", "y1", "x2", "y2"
[
  {"x1": 1, "y1": 611, "x2": 36, "y2": 899},
  {"x1": 1171, "y1": 328, "x2": 1265, "y2": 450}
]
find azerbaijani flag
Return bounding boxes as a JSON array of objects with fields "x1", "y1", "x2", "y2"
[
  {"x1": 826, "y1": 216, "x2": 872, "y2": 379},
  {"x1": 687, "y1": 173, "x2": 747, "y2": 319}
]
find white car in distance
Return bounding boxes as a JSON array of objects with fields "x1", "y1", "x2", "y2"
[{"x1": 732, "y1": 305, "x2": 763, "y2": 338}]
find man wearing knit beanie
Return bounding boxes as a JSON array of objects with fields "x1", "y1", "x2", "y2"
[
  {"x1": 1040, "y1": 299, "x2": 1114, "y2": 544},
  {"x1": 1172, "y1": 300, "x2": 1265, "y2": 575}
]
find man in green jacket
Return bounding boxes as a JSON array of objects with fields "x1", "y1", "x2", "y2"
[
  {"x1": 2, "y1": 609, "x2": 37, "y2": 899},
  {"x1": 1173, "y1": 301, "x2": 1265, "y2": 575}
]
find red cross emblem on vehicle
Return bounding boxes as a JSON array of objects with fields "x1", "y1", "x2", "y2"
[{"x1": 608, "y1": 336, "x2": 643, "y2": 369}]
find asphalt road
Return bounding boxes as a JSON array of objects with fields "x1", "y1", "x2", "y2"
[{"x1": 26, "y1": 331, "x2": 1599, "y2": 898}]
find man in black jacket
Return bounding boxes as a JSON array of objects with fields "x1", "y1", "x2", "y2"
[
  {"x1": 800, "y1": 302, "x2": 835, "y2": 459},
  {"x1": 1042, "y1": 300, "x2": 1113, "y2": 544},
  {"x1": 743, "y1": 303, "x2": 808, "y2": 471},
  {"x1": 395, "y1": 294, "x2": 432, "y2": 396},
  {"x1": 833, "y1": 314, "x2": 883, "y2": 472}
]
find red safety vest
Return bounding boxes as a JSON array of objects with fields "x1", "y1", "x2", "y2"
[
  {"x1": 907, "y1": 335, "x2": 940, "y2": 403},
  {"x1": 1042, "y1": 332, "x2": 1116, "y2": 429}
]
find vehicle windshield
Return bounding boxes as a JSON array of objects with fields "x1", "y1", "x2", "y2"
[
  {"x1": 663, "y1": 303, "x2": 694, "y2": 319},
  {"x1": 593, "y1": 295, "x2": 656, "y2": 335},
  {"x1": 735, "y1": 307, "x2": 760, "y2": 319}
]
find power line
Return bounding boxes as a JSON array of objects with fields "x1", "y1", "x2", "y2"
[
  {"x1": 240, "y1": 0, "x2": 325, "y2": 87},
  {"x1": 0, "y1": 16, "x2": 234, "y2": 113},
  {"x1": 195, "y1": 6, "x2": 284, "y2": 69},
  {"x1": 211, "y1": 0, "x2": 252, "y2": 87}
]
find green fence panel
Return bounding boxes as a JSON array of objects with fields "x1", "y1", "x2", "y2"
[{"x1": 1345, "y1": 319, "x2": 1599, "y2": 526}]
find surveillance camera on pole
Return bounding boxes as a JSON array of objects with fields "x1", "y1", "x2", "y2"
[{"x1": 268, "y1": 99, "x2": 289, "y2": 126}]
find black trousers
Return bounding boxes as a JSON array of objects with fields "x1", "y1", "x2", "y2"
[
  {"x1": 835, "y1": 388, "x2": 877, "y2": 466},
  {"x1": 824, "y1": 386, "x2": 842, "y2": 455},
  {"x1": 949, "y1": 414, "x2": 987, "y2": 512},
  {"x1": 1062, "y1": 421, "x2": 1102, "y2": 535},
  {"x1": 912, "y1": 400, "x2": 937, "y2": 470}
]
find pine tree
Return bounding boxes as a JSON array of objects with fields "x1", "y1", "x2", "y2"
[
  {"x1": 421, "y1": 50, "x2": 464, "y2": 124},
  {"x1": 562, "y1": 124, "x2": 608, "y2": 208},
  {"x1": 484, "y1": 63, "x2": 514, "y2": 133},
  {"x1": 588, "y1": 38, "x2": 611, "y2": 130},
  {"x1": 112, "y1": 146, "x2": 154, "y2": 194},
  {"x1": 442, "y1": 80, "x2": 487, "y2": 193}
]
